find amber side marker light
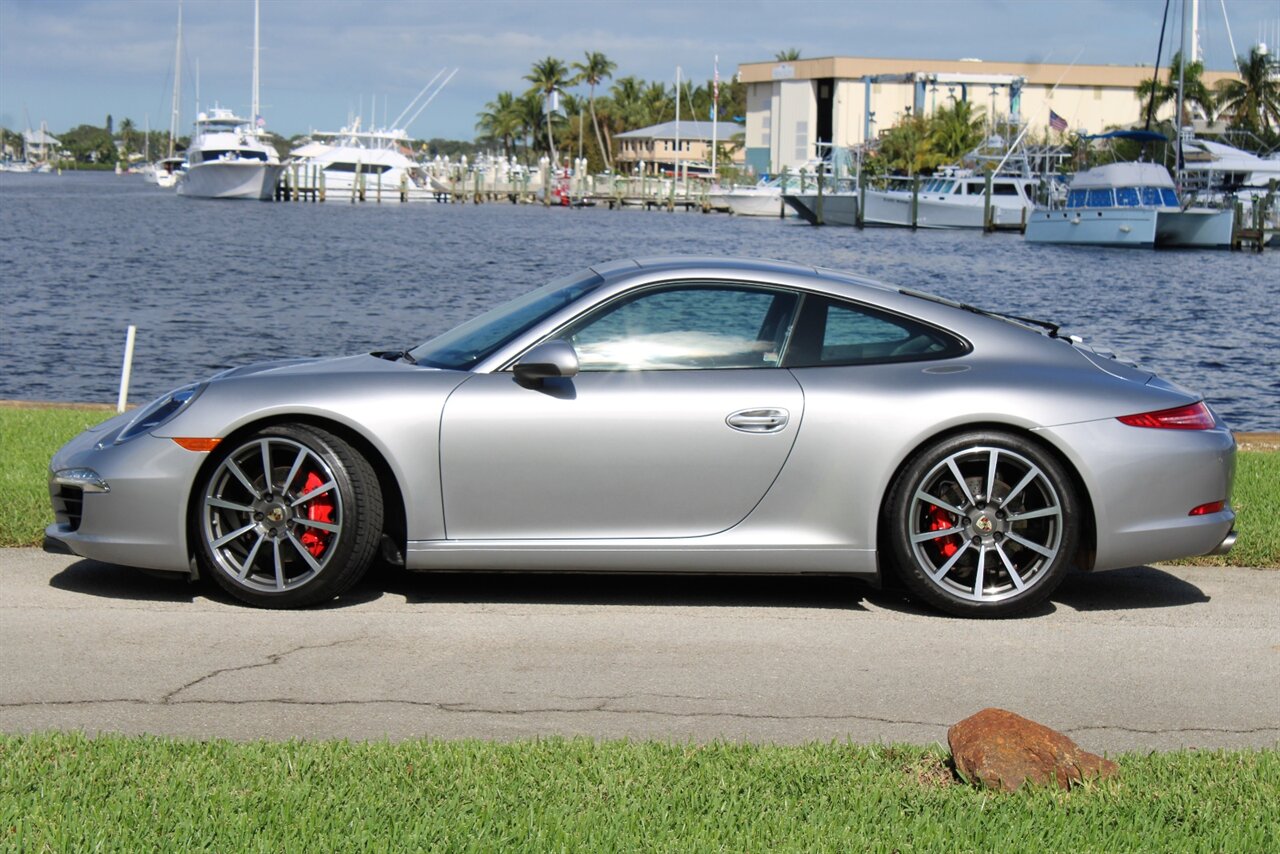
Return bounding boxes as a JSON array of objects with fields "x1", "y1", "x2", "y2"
[
  {"x1": 1116, "y1": 401, "x2": 1215, "y2": 430},
  {"x1": 172, "y1": 438, "x2": 222, "y2": 452}
]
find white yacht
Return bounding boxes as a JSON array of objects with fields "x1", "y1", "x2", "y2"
[
  {"x1": 1025, "y1": 161, "x2": 1233, "y2": 248},
  {"x1": 786, "y1": 171, "x2": 1037, "y2": 229},
  {"x1": 1181, "y1": 137, "x2": 1280, "y2": 195},
  {"x1": 859, "y1": 168, "x2": 1038, "y2": 229},
  {"x1": 707, "y1": 175, "x2": 802, "y2": 217},
  {"x1": 177, "y1": 107, "x2": 286, "y2": 200},
  {"x1": 290, "y1": 122, "x2": 431, "y2": 198},
  {"x1": 177, "y1": 0, "x2": 285, "y2": 200}
]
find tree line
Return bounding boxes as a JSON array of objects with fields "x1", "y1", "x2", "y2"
[{"x1": 476, "y1": 52, "x2": 746, "y2": 172}]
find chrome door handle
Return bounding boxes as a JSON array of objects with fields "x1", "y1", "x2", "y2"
[{"x1": 725, "y1": 408, "x2": 790, "y2": 433}]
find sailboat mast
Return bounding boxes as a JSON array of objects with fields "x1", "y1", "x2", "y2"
[
  {"x1": 674, "y1": 66, "x2": 681, "y2": 181},
  {"x1": 1191, "y1": 0, "x2": 1201, "y2": 62},
  {"x1": 1176, "y1": 0, "x2": 1187, "y2": 190},
  {"x1": 169, "y1": 0, "x2": 182, "y2": 158},
  {"x1": 251, "y1": 0, "x2": 260, "y2": 129},
  {"x1": 711, "y1": 56, "x2": 719, "y2": 179}
]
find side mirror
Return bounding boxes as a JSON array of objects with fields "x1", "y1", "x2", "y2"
[{"x1": 512, "y1": 340, "x2": 579, "y2": 387}]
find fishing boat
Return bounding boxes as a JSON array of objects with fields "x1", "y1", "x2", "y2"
[
  {"x1": 860, "y1": 168, "x2": 1038, "y2": 229},
  {"x1": 289, "y1": 69, "x2": 455, "y2": 200},
  {"x1": 290, "y1": 122, "x2": 431, "y2": 198},
  {"x1": 708, "y1": 180, "x2": 785, "y2": 217},
  {"x1": 784, "y1": 135, "x2": 1055, "y2": 228}
]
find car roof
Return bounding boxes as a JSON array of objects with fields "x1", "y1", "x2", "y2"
[{"x1": 592, "y1": 256, "x2": 898, "y2": 295}]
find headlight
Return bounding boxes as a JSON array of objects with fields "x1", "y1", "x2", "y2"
[{"x1": 115, "y1": 382, "x2": 206, "y2": 444}]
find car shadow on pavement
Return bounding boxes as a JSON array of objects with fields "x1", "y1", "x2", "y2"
[
  {"x1": 49, "y1": 559, "x2": 223, "y2": 604},
  {"x1": 368, "y1": 565, "x2": 881, "y2": 611},
  {"x1": 1051, "y1": 565, "x2": 1210, "y2": 611},
  {"x1": 47, "y1": 560, "x2": 1207, "y2": 616}
]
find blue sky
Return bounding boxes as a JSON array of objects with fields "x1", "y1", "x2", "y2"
[{"x1": 2, "y1": 0, "x2": 1278, "y2": 140}]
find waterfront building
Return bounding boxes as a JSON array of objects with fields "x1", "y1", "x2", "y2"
[
  {"x1": 614, "y1": 120, "x2": 745, "y2": 175},
  {"x1": 737, "y1": 56, "x2": 1239, "y2": 175}
]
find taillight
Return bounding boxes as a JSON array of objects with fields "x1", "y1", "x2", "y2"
[{"x1": 1117, "y1": 401, "x2": 1215, "y2": 430}]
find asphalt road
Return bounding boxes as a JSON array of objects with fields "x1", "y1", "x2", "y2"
[{"x1": 2, "y1": 549, "x2": 1277, "y2": 752}]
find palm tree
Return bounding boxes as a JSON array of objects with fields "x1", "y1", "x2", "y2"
[
  {"x1": 1214, "y1": 46, "x2": 1280, "y2": 136},
  {"x1": 609, "y1": 76, "x2": 647, "y2": 130},
  {"x1": 515, "y1": 91, "x2": 547, "y2": 163},
  {"x1": 1136, "y1": 51, "x2": 1215, "y2": 124},
  {"x1": 929, "y1": 101, "x2": 985, "y2": 160},
  {"x1": 525, "y1": 56, "x2": 572, "y2": 164},
  {"x1": 117, "y1": 117, "x2": 136, "y2": 156},
  {"x1": 877, "y1": 116, "x2": 940, "y2": 176},
  {"x1": 775, "y1": 48, "x2": 801, "y2": 62},
  {"x1": 572, "y1": 51, "x2": 616, "y2": 169},
  {"x1": 476, "y1": 91, "x2": 521, "y2": 159},
  {"x1": 642, "y1": 82, "x2": 673, "y2": 126}
]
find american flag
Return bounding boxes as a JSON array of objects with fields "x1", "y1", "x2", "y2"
[{"x1": 1049, "y1": 109, "x2": 1067, "y2": 132}]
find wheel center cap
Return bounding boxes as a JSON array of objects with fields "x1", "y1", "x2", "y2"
[
  {"x1": 974, "y1": 515, "x2": 994, "y2": 534},
  {"x1": 265, "y1": 506, "x2": 287, "y2": 524}
]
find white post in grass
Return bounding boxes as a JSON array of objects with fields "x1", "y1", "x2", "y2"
[{"x1": 117, "y1": 325, "x2": 137, "y2": 412}]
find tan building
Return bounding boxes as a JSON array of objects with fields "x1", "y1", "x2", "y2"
[
  {"x1": 737, "y1": 56, "x2": 1237, "y2": 174},
  {"x1": 615, "y1": 120, "x2": 745, "y2": 174}
]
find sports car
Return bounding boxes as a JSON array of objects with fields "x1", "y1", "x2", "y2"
[{"x1": 45, "y1": 257, "x2": 1236, "y2": 616}]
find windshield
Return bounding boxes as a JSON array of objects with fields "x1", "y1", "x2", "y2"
[{"x1": 409, "y1": 269, "x2": 604, "y2": 370}]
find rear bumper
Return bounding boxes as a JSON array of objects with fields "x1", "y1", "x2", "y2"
[{"x1": 1034, "y1": 419, "x2": 1235, "y2": 570}]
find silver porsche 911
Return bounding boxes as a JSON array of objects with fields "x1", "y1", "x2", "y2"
[{"x1": 46, "y1": 258, "x2": 1236, "y2": 616}]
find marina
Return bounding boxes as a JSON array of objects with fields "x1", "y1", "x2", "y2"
[{"x1": 1, "y1": 170, "x2": 1276, "y2": 431}]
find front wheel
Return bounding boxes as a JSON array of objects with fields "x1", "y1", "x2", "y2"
[
  {"x1": 194, "y1": 423, "x2": 383, "y2": 608},
  {"x1": 886, "y1": 431, "x2": 1079, "y2": 618}
]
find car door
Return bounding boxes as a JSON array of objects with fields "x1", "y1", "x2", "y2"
[{"x1": 438, "y1": 283, "x2": 805, "y2": 540}]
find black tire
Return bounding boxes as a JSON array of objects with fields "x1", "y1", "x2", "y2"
[
  {"x1": 886, "y1": 430, "x2": 1079, "y2": 618},
  {"x1": 194, "y1": 423, "x2": 383, "y2": 608}
]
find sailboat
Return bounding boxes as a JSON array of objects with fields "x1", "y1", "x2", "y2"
[
  {"x1": 177, "y1": 0, "x2": 286, "y2": 200},
  {"x1": 144, "y1": 1, "x2": 186, "y2": 188}
]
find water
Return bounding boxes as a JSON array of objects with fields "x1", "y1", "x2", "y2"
[{"x1": 2, "y1": 171, "x2": 1277, "y2": 429}]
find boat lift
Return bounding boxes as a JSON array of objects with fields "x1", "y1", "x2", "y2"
[{"x1": 862, "y1": 72, "x2": 1025, "y2": 143}]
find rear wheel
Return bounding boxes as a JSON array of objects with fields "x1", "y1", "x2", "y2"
[
  {"x1": 195, "y1": 424, "x2": 382, "y2": 608},
  {"x1": 887, "y1": 431, "x2": 1078, "y2": 617}
]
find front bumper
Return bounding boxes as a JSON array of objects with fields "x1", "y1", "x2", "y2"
[{"x1": 45, "y1": 426, "x2": 207, "y2": 574}]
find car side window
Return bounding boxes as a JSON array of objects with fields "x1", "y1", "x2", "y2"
[
  {"x1": 560, "y1": 284, "x2": 799, "y2": 371},
  {"x1": 782, "y1": 295, "x2": 962, "y2": 367}
]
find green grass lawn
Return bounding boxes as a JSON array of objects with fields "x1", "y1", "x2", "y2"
[
  {"x1": 2, "y1": 734, "x2": 1277, "y2": 850},
  {"x1": 0, "y1": 406, "x2": 114, "y2": 547},
  {"x1": 1178, "y1": 448, "x2": 1279, "y2": 568},
  {"x1": 1, "y1": 405, "x2": 1276, "y2": 565}
]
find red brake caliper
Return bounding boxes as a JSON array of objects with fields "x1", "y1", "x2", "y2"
[
  {"x1": 298, "y1": 471, "x2": 334, "y2": 558},
  {"x1": 927, "y1": 504, "x2": 959, "y2": 559}
]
